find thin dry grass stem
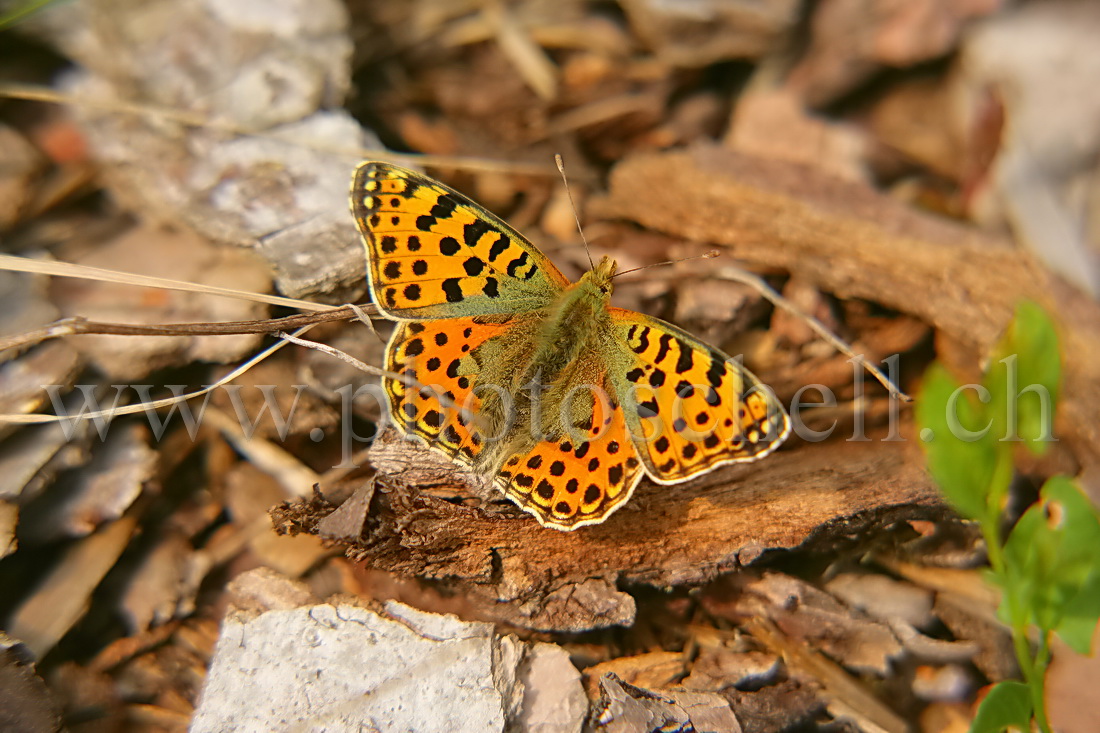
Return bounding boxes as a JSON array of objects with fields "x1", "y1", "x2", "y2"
[
  {"x1": 0, "y1": 308, "x2": 368, "y2": 352},
  {"x1": 0, "y1": 253, "x2": 322, "y2": 310},
  {"x1": 275, "y1": 331, "x2": 481, "y2": 430},
  {"x1": 714, "y1": 265, "x2": 912, "y2": 402},
  {"x1": 0, "y1": 83, "x2": 562, "y2": 178},
  {"x1": 0, "y1": 326, "x2": 312, "y2": 424},
  {"x1": 347, "y1": 303, "x2": 387, "y2": 346}
]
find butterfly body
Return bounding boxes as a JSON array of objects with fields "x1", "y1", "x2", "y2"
[{"x1": 352, "y1": 162, "x2": 790, "y2": 530}]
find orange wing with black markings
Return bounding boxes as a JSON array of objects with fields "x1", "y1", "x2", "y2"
[
  {"x1": 608, "y1": 309, "x2": 790, "y2": 484},
  {"x1": 352, "y1": 162, "x2": 568, "y2": 320},
  {"x1": 494, "y1": 379, "x2": 646, "y2": 529},
  {"x1": 383, "y1": 317, "x2": 513, "y2": 462}
]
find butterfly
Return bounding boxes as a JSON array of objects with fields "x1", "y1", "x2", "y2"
[{"x1": 351, "y1": 162, "x2": 791, "y2": 530}]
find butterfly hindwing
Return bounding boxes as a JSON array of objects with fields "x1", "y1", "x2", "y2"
[
  {"x1": 384, "y1": 317, "x2": 513, "y2": 462},
  {"x1": 495, "y1": 382, "x2": 645, "y2": 529},
  {"x1": 608, "y1": 308, "x2": 791, "y2": 483},
  {"x1": 353, "y1": 162, "x2": 569, "y2": 319}
]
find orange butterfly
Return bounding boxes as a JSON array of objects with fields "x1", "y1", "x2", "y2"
[{"x1": 352, "y1": 162, "x2": 790, "y2": 530}]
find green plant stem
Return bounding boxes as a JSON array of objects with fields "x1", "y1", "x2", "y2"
[
  {"x1": 980, "y1": 451, "x2": 1011, "y2": 577},
  {"x1": 0, "y1": 0, "x2": 65, "y2": 30},
  {"x1": 1030, "y1": 631, "x2": 1052, "y2": 733},
  {"x1": 982, "y1": 453, "x2": 1052, "y2": 733}
]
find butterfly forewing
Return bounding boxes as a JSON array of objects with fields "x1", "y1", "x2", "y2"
[
  {"x1": 352, "y1": 162, "x2": 569, "y2": 319},
  {"x1": 608, "y1": 309, "x2": 791, "y2": 483}
]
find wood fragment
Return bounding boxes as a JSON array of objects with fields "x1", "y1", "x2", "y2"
[{"x1": 280, "y1": 423, "x2": 944, "y2": 630}]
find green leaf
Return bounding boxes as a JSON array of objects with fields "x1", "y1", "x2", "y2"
[
  {"x1": 985, "y1": 301, "x2": 1061, "y2": 455},
  {"x1": 917, "y1": 363, "x2": 1001, "y2": 520},
  {"x1": 1001, "y1": 476, "x2": 1100, "y2": 635},
  {"x1": 969, "y1": 680, "x2": 1032, "y2": 733},
  {"x1": 1055, "y1": 570, "x2": 1100, "y2": 655}
]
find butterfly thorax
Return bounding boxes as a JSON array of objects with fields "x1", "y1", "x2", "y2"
[
  {"x1": 470, "y1": 257, "x2": 620, "y2": 472},
  {"x1": 526, "y1": 255, "x2": 617, "y2": 380}
]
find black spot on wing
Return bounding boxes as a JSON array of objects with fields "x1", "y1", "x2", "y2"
[
  {"x1": 463, "y1": 219, "x2": 493, "y2": 248},
  {"x1": 441, "y1": 425, "x2": 461, "y2": 446},
  {"x1": 676, "y1": 340, "x2": 694, "y2": 374},
  {"x1": 506, "y1": 250, "x2": 530, "y2": 278},
  {"x1": 442, "y1": 278, "x2": 463, "y2": 303},
  {"x1": 707, "y1": 354, "x2": 726, "y2": 388},
  {"x1": 487, "y1": 236, "x2": 509, "y2": 262},
  {"x1": 430, "y1": 193, "x2": 459, "y2": 221},
  {"x1": 655, "y1": 334, "x2": 673, "y2": 364}
]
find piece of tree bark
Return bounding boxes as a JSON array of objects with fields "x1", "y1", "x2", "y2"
[{"x1": 277, "y1": 425, "x2": 943, "y2": 631}]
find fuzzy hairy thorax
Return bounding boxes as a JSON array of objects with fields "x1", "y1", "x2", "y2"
[{"x1": 468, "y1": 256, "x2": 619, "y2": 474}]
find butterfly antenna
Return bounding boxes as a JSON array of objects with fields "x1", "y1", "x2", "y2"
[
  {"x1": 555, "y1": 154, "x2": 595, "y2": 271},
  {"x1": 612, "y1": 250, "x2": 721, "y2": 280}
]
